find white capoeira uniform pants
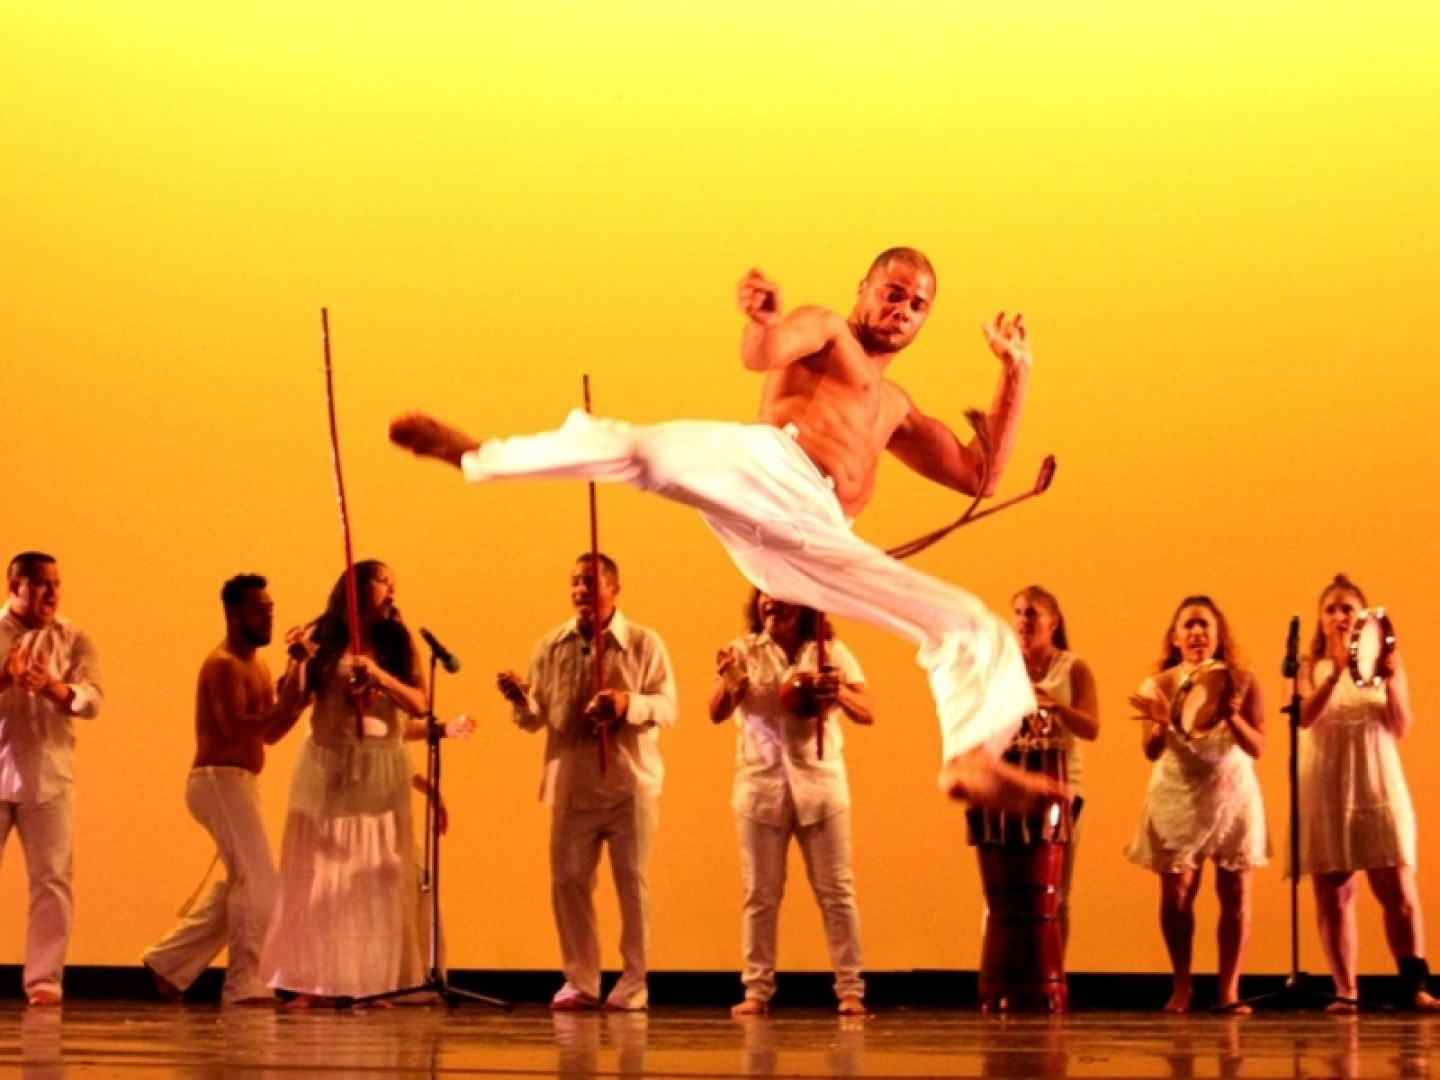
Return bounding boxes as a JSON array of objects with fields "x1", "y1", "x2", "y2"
[
  {"x1": 550, "y1": 794, "x2": 658, "y2": 1009},
  {"x1": 463, "y1": 410, "x2": 1036, "y2": 764},
  {"x1": 144, "y1": 768, "x2": 278, "y2": 1002},
  {"x1": 0, "y1": 789, "x2": 74, "y2": 999},
  {"x1": 736, "y1": 805, "x2": 864, "y2": 1004}
]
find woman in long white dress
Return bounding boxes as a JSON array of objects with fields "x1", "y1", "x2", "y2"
[
  {"x1": 1125, "y1": 595, "x2": 1269, "y2": 1013},
  {"x1": 260, "y1": 561, "x2": 432, "y2": 1007},
  {"x1": 1297, "y1": 573, "x2": 1440, "y2": 1012}
]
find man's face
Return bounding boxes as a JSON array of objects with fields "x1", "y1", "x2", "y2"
[
  {"x1": 851, "y1": 260, "x2": 934, "y2": 354},
  {"x1": 9, "y1": 563, "x2": 61, "y2": 626},
  {"x1": 571, "y1": 560, "x2": 618, "y2": 632},
  {"x1": 233, "y1": 588, "x2": 275, "y2": 648}
]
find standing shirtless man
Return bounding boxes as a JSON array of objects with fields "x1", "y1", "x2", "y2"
[
  {"x1": 143, "y1": 573, "x2": 309, "y2": 1004},
  {"x1": 390, "y1": 248, "x2": 1056, "y2": 811}
]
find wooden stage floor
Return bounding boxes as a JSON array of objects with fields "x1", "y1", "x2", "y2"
[{"x1": 0, "y1": 1001, "x2": 1435, "y2": 1078}]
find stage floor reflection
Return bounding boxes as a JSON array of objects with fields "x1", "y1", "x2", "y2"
[{"x1": 1, "y1": 1002, "x2": 1436, "y2": 1077}]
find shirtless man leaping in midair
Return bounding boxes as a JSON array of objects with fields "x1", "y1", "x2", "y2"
[{"x1": 390, "y1": 247, "x2": 1061, "y2": 813}]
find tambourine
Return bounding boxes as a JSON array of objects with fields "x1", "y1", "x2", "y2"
[
  {"x1": 1347, "y1": 607, "x2": 1396, "y2": 689},
  {"x1": 1170, "y1": 659, "x2": 1234, "y2": 741}
]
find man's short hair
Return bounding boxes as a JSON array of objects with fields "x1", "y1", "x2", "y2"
[
  {"x1": 221, "y1": 573, "x2": 268, "y2": 610},
  {"x1": 865, "y1": 246, "x2": 936, "y2": 287},
  {"x1": 7, "y1": 552, "x2": 56, "y2": 583},
  {"x1": 574, "y1": 552, "x2": 619, "y2": 587}
]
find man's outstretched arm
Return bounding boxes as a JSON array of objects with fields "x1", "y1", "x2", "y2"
[
  {"x1": 736, "y1": 268, "x2": 846, "y2": 372},
  {"x1": 886, "y1": 312, "x2": 1032, "y2": 496},
  {"x1": 389, "y1": 414, "x2": 480, "y2": 468}
]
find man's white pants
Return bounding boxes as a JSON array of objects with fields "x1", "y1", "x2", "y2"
[
  {"x1": 550, "y1": 795, "x2": 657, "y2": 1009},
  {"x1": 0, "y1": 790, "x2": 74, "y2": 999},
  {"x1": 465, "y1": 411, "x2": 1035, "y2": 763},
  {"x1": 736, "y1": 805, "x2": 864, "y2": 1004},
  {"x1": 143, "y1": 768, "x2": 278, "y2": 1002}
]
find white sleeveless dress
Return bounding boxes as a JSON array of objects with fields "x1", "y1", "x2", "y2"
[
  {"x1": 1295, "y1": 659, "x2": 1416, "y2": 874},
  {"x1": 1125, "y1": 669, "x2": 1270, "y2": 873}
]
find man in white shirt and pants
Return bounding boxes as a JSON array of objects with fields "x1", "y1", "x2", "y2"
[
  {"x1": 498, "y1": 553, "x2": 677, "y2": 1011},
  {"x1": 0, "y1": 552, "x2": 103, "y2": 1006}
]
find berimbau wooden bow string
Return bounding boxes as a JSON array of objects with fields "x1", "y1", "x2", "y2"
[
  {"x1": 321, "y1": 309, "x2": 367, "y2": 740},
  {"x1": 583, "y1": 375, "x2": 610, "y2": 775}
]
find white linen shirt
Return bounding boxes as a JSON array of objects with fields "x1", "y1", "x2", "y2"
[
  {"x1": 512, "y1": 610, "x2": 676, "y2": 810},
  {"x1": 722, "y1": 632, "x2": 864, "y2": 828},
  {"x1": 0, "y1": 604, "x2": 104, "y2": 803}
]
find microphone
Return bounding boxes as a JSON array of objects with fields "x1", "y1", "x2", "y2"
[
  {"x1": 419, "y1": 627, "x2": 461, "y2": 674},
  {"x1": 1282, "y1": 614, "x2": 1300, "y2": 678}
]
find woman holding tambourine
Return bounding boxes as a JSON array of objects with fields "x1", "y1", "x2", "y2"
[
  {"x1": 1125, "y1": 595, "x2": 1270, "y2": 1014},
  {"x1": 1296, "y1": 573, "x2": 1439, "y2": 1012}
]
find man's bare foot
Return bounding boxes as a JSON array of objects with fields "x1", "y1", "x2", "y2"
[
  {"x1": 939, "y1": 746, "x2": 1068, "y2": 814},
  {"x1": 25, "y1": 990, "x2": 62, "y2": 1007},
  {"x1": 1325, "y1": 1000, "x2": 1358, "y2": 1015},
  {"x1": 730, "y1": 997, "x2": 768, "y2": 1017},
  {"x1": 144, "y1": 962, "x2": 183, "y2": 1003},
  {"x1": 387, "y1": 413, "x2": 479, "y2": 467},
  {"x1": 1414, "y1": 990, "x2": 1440, "y2": 1011},
  {"x1": 1217, "y1": 1000, "x2": 1253, "y2": 1016},
  {"x1": 837, "y1": 995, "x2": 866, "y2": 1016}
]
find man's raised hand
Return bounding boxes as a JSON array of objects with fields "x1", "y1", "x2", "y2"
[
  {"x1": 981, "y1": 311, "x2": 1033, "y2": 372},
  {"x1": 737, "y1": 269, "x2": 782, "y2": 326}
]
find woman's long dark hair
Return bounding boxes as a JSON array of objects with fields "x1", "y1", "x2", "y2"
[
  {"x1": 744, "y1": 588, "x2": 829, "y2": 644},
  {"x1": 307, "y1": 560, "x2": 417, "y2": 694},
  {"x1": 1154, "y1": 594, "x2": 1246, "y2": 672}
]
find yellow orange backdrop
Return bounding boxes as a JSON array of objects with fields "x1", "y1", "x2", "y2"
[{"x1": 4, "y1": 1, "x2": 1438, "y2": 984}]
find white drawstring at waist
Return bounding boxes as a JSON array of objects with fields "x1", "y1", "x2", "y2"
[{"x1": 780, "y1": 422, "x2": 836, "y2": 492}]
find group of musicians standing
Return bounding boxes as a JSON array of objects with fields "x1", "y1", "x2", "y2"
[{"x1": 0, "y1": 550, "x2": 1434, "y2": 1014}]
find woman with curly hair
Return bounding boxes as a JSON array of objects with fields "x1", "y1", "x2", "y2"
[{"x1": 1125, "y1": 595, "x2": 1269, "y2": 1013}]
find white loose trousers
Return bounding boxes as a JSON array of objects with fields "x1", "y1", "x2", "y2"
[
  {"x1": 464, "y1": 411, "x2": 1035, "y2": 763},
  {"x1": 0, "y1": 790, "x2": 73, "y2": 999},
  {"x1": 144, "y1": 768, "x2": 278, "y2": 1003},
  {"x1": 550, "y1": 794, "x2": 658, "y2": 1009},
  {"x1": 735, "y1": 804, "x2": 863, "y2": 1004}
]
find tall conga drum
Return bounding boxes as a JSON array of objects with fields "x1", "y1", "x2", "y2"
[{"x1": 965, "y1": 710, "x2": 1072, "y2": 1013}]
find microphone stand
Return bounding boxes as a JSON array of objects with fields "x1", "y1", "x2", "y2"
[
  {"x1": 352, "y1": 649, "x2": 510, "y2": 1010},
  {"x1": 1221, "y1": 619, "x2": 1377, "y2": 1013}
]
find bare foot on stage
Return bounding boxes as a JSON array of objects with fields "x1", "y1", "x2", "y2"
[
  {"x1": 1325, "y1": 1000, "x2": 1358, "y2": 1015},
  {"x1": 1217, "y1": 1000, "x2": 1253, "y2": 1016},
  {"x1": 1162, "y1": 984, "x2": 1192, "y2": 1014},
  {"x1": 939, "y1": 746, "x2": 1068, "y2": 814},
  {"x1": 730, "y1": 998, "x2": 768, "y2": 1017},
  {"x1": 388, "y1": 413, "x2": 480, "y2": 468},
  {"x1": 837, "y1": 995, "x2": 866, "y2": 1016},
  {"x1": 1414, "y1": 990, "x2": 1440, "y2": 1011}
]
